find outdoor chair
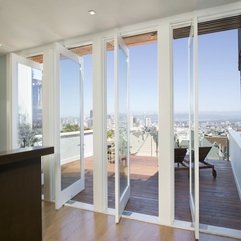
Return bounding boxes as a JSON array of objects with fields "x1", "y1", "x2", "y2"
[
  {"x1": 174, "y1": 148, "x2": 187, "y2": 167},
  {"x1": 107, "y1": 143, "x2": 115, "y2": 163},
  {"x1": 184, "y1": 146, "x2": 217, "y2": 178}
]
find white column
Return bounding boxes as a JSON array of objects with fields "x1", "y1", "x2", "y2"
[
  {"x1": 92, "y1": 37, "x2": 107, "y2": 212},
  {"x1": 158, "y1": 20, "x2": 174, "y2": 225},
  {"x1": 42, "y1": 46, "x2": 58, "y2": 202},
  {"x1": 0, "y1": 56, "x2": 7, "y2": 152}
]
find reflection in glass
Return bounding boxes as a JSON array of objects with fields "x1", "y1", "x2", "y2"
[
  {"x1": 60, "y1": 55, "x2": 81, "y2": 190},
  {"x1": 17, "y1": 63, "x2": 43, "y2": 148},
  {"x1": 118, "y1": 45, "x2": 128, "y2": 196}
]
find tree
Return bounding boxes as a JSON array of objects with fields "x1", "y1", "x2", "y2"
[
  {"x1": 107, "y1": 130, "x2": 114, "y2": 139},
  {"x1": 18, "y1": 122, "x2": 39, "y2": 147},
  {"x1": 62, "y1": 123, "x2": 80, "y2": 132}
]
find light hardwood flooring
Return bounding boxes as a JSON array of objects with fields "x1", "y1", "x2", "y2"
[{"x1": 42, "y1": 202, "x2": 240, "y2": 241}]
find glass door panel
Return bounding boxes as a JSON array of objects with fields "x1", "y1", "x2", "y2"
[
  {"x1": 115, "y1": 35, "x2": 130, "y2": 223},
  {"x1": 188, "y1": 18, "x2": 199, "y2": 240},
  {"x1": 55, "y1": 45, "x2": 84, "y2": 209},
  {"x1": 12, "y1": 56, "x2": 43, "y2": 149},
  {"x1": 60, "y1": 54, "x2": 82, "y2": 190}
]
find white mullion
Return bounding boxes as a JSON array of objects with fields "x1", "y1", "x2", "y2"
[
  {"x1": 93, "y1": 37, "x2": 108, "y2": 213},
  {"x1": 114, "y1": 34, "x2": 120, "y2": 223},
  {"x1": 193, "y1": 16, "x2": 199, "y2": 241}
]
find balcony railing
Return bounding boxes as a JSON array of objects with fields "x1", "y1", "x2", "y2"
[{"x1": 60, "y1": 130, "x2": 93, "y2": 164}]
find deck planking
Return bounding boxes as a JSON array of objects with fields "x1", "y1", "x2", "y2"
[{"x1": 61, "y1": 156, "x2": 241, "y2": 230}]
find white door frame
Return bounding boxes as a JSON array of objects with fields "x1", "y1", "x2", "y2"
[{"x1": 188, "y1": 17, "x2": 199, "y2": 241}]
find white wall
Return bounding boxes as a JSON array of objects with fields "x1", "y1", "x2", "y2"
[
  {"x1": 229, "y1": 129, "x2": 241, "y2": 200},
  {"x1": 0, "y1": 55, "x2": 7, "y2": 151}
]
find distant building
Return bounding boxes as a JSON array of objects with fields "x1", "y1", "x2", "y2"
[
  {"x1": 107, "y1": 116, "x2": 114, "y2": 130},
  {"x1": 87, "y1": 119, "x2": 93, "y2": 128},
  {"x1": 90, "y1": 109, "x2": 93, "y2": 118},
  {"x1": 133, "y1": 117, "x2": 137, "y2": 124},
  {"x1": 145, "y1": 117, "x2": 152, "y2": 127},
  {"x1": 130, "y1": 116, "x2": 134, "y2": 130},
  {"x1": 32, "y1": 69, "x2": 43, "y2": 127}
]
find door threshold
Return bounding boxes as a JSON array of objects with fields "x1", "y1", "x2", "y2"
[
  {"x1": 200, "y1": 223, "x2": 241, "y2": 240},
  {"x1": 107, "y1": 207, "x2": 115, "y2": 215},
  {"x1": 173, "y1": 219, "x2": 194, "y2": 231},
  {"x1": 173, "y1": 220, "x2": 241, "y2": 239},
  {"x1": 122, "y1": 211, "x2": 159, "y2": 224},
  {"x1": 65, "y1": 200, "x2": 94, "y2": 211},
  {"x1": 107, "y1": 208, "x2": 159, "y2": 224}
]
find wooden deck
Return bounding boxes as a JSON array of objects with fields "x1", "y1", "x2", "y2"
[
  {"x1": 108, "y1": 156, "x2": 158, "y2": 216},
  {"x1": 175, "y1": 159, "x2": 241, "y2": 230},
  {"x1": 71, "y1": 156, "x2": 159, "y2": 216},
  {"x1": 62, "y1": 156, "x2": 241, "y2": 230}
]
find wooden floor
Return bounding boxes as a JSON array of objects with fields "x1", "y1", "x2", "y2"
[
  {"x1": 62, "y1": 156, "x2": 241, "y2": 230},
  {"x1": 72, "y1": 156, "x2": 159, "y2": 216},
  {"x1": 42, "y1": 201, "x2": 241, "y2": 241}
]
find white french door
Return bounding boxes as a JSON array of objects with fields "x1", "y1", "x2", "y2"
[
  {"x1": 188, "y1": 18, "x2": 199, "y2": 240},
  {"x1": 9, "y1": 53, "x2": 43, "y2": 150},
  {"x1": 55, "y1": 44, "x2": 85, "y2": 209},
  {"x1": 114, "y1": 35, "x2": 130, "y2": 223}
]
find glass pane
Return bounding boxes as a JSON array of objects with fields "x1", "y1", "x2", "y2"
[
  {"x1": 189, "y1": 27, "x2": 195, "y2": 202},
  {"x1": 18, "y1": 63, "x2": 43, "y2": 148},
  {"x1": 106, "y1": 45, "x2": 115, "y2": 209},
  {"x1": 118, "y1": 45, "x2": 128, "y2": 196},
  {"x1": 59, "y1": 55, "x2": 81, "y2": 190}
]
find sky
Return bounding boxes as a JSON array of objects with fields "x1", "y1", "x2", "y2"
[
  {"x1": 106, "y1": 43, "x2": 158, "y2": 115},
  {"x1": 60, "y1": 57, "x2": 81, "y2": 118},
  {"x1": 72, "y1": 42, "x2": 158, "y2": 117},
  {"x1": 174, "y1": 29, "x2": 240, "y2": 114},
  {"x1": 60, "y1": 28, "x2": 241, "y2": 118}
]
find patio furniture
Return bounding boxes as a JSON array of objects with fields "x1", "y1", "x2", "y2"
[
  {"x1": 184, "y1": 146, "x2": 217, "y2": 178},
  {"x1": 107, "y1": 143, "x2": 115, "y2": 163},
  {"x1": 198, "y1": 146, "x2": 217, "y2": 178},
  {"x1": 174, "y1": 148, "x2": 187, "y2": 167}
]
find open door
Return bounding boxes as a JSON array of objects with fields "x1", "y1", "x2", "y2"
[
  {"x1": 114, "y1": 35, "x2": 130, "y2": 223},
  {"x1": 55, "y1": 44, "x2": 85, "y2": 209},
  {"x1": 188, "y1": 18, "x2": 199, "y2": 240},
  {"x1": 8, "y1": 53, "x2": 43, "y2": 150}
]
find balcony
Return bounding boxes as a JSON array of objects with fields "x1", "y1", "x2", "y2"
[{"x1": 60, "y1": 129, "x2": 241, "y2": 230}]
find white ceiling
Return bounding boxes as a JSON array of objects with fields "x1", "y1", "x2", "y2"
[{"x1": 0, "y1": 0, "x2": 240, "y2": 54}]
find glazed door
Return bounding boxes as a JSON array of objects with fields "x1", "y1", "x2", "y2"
[
  {"x1": 114, "y1": 35, "x2": 130, "y2": 223},
  {"x1": 9, "y1": 54, "x2": 43, "y2": 149},
  {"x1": 55, "y1": 44, "x2": 85, "y2": 209},
  {"x1": 188, "y1": 18, "x2": 199, "y2": 240}
]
